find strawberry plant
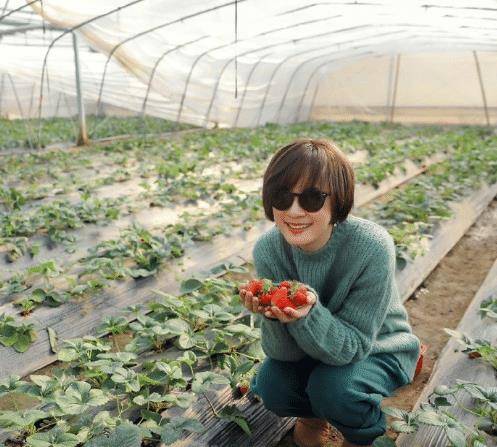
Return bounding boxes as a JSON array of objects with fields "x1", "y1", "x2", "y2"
[
  {"x1": 0, "y1": 313, "x2": 37, "y2": 353},
  {"x1": 0, "y1": 271, "x2": 262, "y2": 445},
  {"x1": 444, "y1": 329, "x2": 497, "y2": 371},
  {"x1": 479, "y1": 295, "x2": 497, "y2": 320}
]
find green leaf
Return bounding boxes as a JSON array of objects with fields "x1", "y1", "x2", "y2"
[
  {"x1": 180, "y1": 278, "x2": 203, "y2": 294},
  {"x1": 176, "y1": 331, "x2": 197, "y2": 350},
  {"x1": 85, "y1": 422, "x2": 143, "y2": 447},
  {"x1": 0, "y1": 409, "x2": 47, "y2": 429},
  {"x1": 218, "y1": 405, "x2": 251, "y2": 435},
  {"x1": 163, "y1": 318, "x2": 190, "y2": 335},
  {"x1": 223, "y1": 324, "x2": 256, "y2": 338},
  {"x1": 445, "y1": 427, "x2": 467, "y2": 447},
  {"x1": 191, "y1": 371, "x2": 230, "y2": 394},
  {"x1": 209, "y1": 263, "x2": 229, "y2": 275},
  {"x1": 390, "y1": 420, "x2": 417, "y2": 433},
  {"x1": 159, "y1": 417, "x2": 204, "y2": 445},
  {"x1": 417, "y1": 410, "x2": 447, "y2": 427},
  {"x1": 26, "y1": 427, "x2": 79, "y2": 447},
  {"x1": 236, "y1": 360, "x2": 255, "y2": 376},
  {"x1": 381, "y1": 407, "x2": 409, "y2": 420},
  {"x1": 55, "y1": 381, "x2": 108, "y2": 414}
]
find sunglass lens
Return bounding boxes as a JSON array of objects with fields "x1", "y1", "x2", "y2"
[
  {"x1": 300, "y1": 188, "x2": 326, "y2": 212},
  {"x1": 273, "y1": 189, "x2": 294, "y2": 210}
]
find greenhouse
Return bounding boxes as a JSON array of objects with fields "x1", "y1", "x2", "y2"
[{"x1": 0, "y1": 1, "x2": 497, "y2": 446}]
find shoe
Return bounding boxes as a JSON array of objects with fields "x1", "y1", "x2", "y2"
[{"x1": 293, "y1": 417, "x2": 333, "y2": 447}]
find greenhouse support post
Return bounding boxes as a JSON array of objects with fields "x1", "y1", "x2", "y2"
[
  {"x1": 0, "y1": 74, "x2": 4, "y2": 116},
  {"x1": 473, "y1": 50, "x2": 490, "y2": 127},
  {"x1": 72, "y1": 31, "x2": 89, "y2": 146},
  {"x1": 389, "y1": 53, "x2": 400, "y2": 123}
]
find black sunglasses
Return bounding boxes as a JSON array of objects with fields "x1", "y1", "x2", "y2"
[{"x1": 272, "y1": 187, "x2": 330, "y2": 212}]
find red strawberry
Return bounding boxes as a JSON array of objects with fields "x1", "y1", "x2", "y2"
[
  {"x1": 297, "y1": 286, "x2": 307, "y2": 295},
  {"x1": 238, "y1": 383, "x2": 249, "y2": 395},
  {"x1": 275, "y1": 296, "x2": 296, "y2": 310},
  {"x1": 247, "y1": 280, "x2": 263, "y2": 296},
  {"x1": 279, "y1": 281, "x2": 292, "y2": 289},
  {"x1": 270, "y1": 287, "x2": 288, "y2": 306},
  {"x1": 259, "y1": 293, "x2": 272, "y2": 305},
  {"x1": 293, "y1": 291, "x2": 308, "y2": 307}
]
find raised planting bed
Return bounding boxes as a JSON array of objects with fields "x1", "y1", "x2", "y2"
[
  {"x1": 0, "y1": 116, "x2": 194, "y2": 153},
  {"x1": 0, "y1": 146, "x2": 441, "y2": 281},
  {"x1": 394, "y1": 257, "x2": 497, "y2": 447}
]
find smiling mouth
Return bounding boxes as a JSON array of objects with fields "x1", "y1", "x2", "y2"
[{"x1": 285, "y1": 222, "x2": 312, "y2": 230}]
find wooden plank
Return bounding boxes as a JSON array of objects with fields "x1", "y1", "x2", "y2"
[
  {"x1": 164, "y1": 386, "x2": 294, "y2": 447},
  {"x1": 397, "y1": 258, "x2": 497, "y2": 447}
]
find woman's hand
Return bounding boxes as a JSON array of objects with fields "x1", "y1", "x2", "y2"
[
  {"x1": 239, "y1": 284, "x2": 266, "y2": 314},
  {"x1": 264, "y1": 290, "x2": 317, "y2": 323}
]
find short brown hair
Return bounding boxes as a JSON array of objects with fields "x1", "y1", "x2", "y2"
[{"x1": 262, "y1": 139, "x2": 355, "y2": 224}]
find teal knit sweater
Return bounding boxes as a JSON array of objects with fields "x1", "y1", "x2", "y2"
[{"x1": 252, "y1": 215, "x2": 421, "y2": 381}]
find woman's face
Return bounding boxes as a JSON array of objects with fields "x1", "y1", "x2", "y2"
[{"x1": 273, "y1": 180, "x2": 333, "y2": 253}]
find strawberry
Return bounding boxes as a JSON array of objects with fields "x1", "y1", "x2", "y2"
[
  {"x1": 275, "y1": 296, "x2": 296, "y2": 310},
  {"x1": 238, "y1": 383, "x2": 249, "y2": 395},
  {"x1": 293, "y1": 291, "x2": 308, "y2": 307},
  {"x1": 259, "y1": 293, "x2": 272, "y2": 305},
  {"x1": 279, "y1": 281, "x2": 292, "y2": 289},
  {"x1": 246, "y1": 279, "x2": 263, "y2": 296},
  {"x1": 270, "y1": 287, "x2": 288, "y2": 306},
  {"x1": 297, "y1": 286, "x2": 307, "y2": 295}
]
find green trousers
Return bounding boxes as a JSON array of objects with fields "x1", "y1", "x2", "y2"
[{"x1": 250, "y1": 352, "x2": 410, "y2": 445}]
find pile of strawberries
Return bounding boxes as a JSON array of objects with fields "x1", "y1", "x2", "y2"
[{"x1": 242, "y1": 279, "x2": 309, "y2": 310}]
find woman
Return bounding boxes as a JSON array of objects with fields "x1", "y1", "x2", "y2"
[{"x1": 239, "y1": 139, "x2": 420, "y2": 447}]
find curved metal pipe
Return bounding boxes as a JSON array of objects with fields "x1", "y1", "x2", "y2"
[
  {"x1": 179, "y1": 15, "x2": 345, "y2": 125},
  {"x1": 232, "y1": 52, "x2": 272, "y2": 127},
  {"x1": 96, "y1": 0, "x2": 247, "y2": 115},
  {"x1": 275, "y1": 30, "x2": 406, "y2": 124},
  {"x1": 256, "y1": 29, "x2": 407, "y2": 127},
  {"x1": 141, "y1": 36, "x2": 208, "y2": 117}
]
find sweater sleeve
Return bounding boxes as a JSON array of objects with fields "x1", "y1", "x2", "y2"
[
  {"x1": 252, "y1": 239, "x2": 307, "y2": 362},
  {"x1": 286, "y1": 234, "x2": 396, "y2": 366}
]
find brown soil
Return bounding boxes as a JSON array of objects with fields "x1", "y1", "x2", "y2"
[{"x1": 276, "y1": 197, "x2": 497, "y2": 446}]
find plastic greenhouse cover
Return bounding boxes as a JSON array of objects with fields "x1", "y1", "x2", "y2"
[{"x1": 0, "y1": 0, "x2": 496, "y2": 127}]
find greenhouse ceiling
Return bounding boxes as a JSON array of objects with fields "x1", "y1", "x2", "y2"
[{"x1": 0, "y1": 0, "x2": 496, "y2": 127}]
